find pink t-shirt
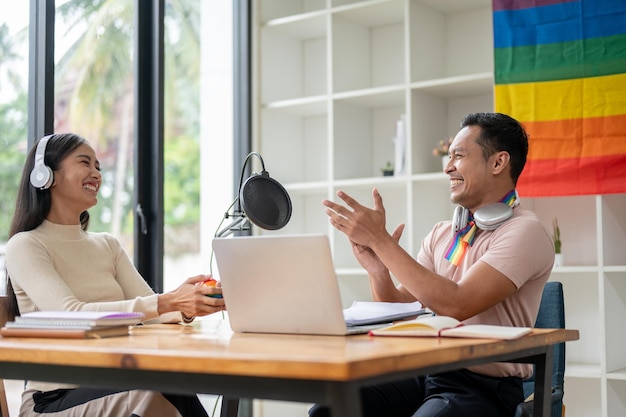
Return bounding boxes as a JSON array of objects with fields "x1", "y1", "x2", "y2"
[{"x1": 417, "y1": 206, "x2": 554, "y2": 378}]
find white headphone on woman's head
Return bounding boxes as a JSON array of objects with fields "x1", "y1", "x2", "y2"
[{"x1": 30, "y1": 135, "x2": 54, "y2": 190}]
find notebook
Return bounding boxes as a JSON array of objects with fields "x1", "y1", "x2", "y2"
[{"x1": 212, "y1": 234, "x2": 424, "y2": 336}]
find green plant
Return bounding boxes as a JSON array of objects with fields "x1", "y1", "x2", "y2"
[
  {"x1": 552, "y1": 218, "x2": 561, "y2": 254},
  {"x1": 381, "y1": 161, "x2": 394, "y2": 175}
]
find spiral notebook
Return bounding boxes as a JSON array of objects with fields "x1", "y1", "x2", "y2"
[{"x1": 212, "y1": 234, "x2": 425, "y2": 336}]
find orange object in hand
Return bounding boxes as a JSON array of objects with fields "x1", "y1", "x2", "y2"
[{"x1": 201, "y1": 278, "x2": 223, "y2": 298}]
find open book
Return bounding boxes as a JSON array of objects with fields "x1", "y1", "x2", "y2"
[{"x1": 369, "y1": 315, "x2": 532, "y2": 340}]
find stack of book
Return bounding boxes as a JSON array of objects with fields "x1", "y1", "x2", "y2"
[{"x1": 0, "y1": 311, "x2": 144, "y2": 339}]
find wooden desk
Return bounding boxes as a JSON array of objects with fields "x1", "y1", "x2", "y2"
[{"x1": 0, "y1": 319, "x2": 578, "y2": 417}]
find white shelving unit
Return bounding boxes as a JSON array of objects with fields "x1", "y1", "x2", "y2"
[{"x1": 251, "y1": 1, "x2": 626, "y2": 416}]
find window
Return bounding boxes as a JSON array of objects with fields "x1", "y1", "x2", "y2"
[
  {"x1": 0, "y1": 2, "x2": 29, "y2": 290},
  {"x1": 0, "y1": 1, "x2": 238, "y2": 292}
]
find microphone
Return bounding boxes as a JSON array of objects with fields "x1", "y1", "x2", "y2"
[{"x1": 216, "y1": 152, "x2": 292, "y2": 238}]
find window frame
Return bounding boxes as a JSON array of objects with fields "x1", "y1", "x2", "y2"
[{"x1": 26, "y1": 0, "x2": 250, "y2": 291}]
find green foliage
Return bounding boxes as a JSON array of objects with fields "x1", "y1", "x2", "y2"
[
  {"x1": 0, "y1": 93, "x2": 28, "y2": 241},
  {"x1": 0, "y1": 1, "x2": 203, "y2": 257},
  {"x1": 552, "y1": 218, "x2": 561, "y2": 254},
  {"x1": 163, "y1": 135, "x2": 200, "y2": 226}
]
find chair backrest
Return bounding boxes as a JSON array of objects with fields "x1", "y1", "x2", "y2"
[{"x1": 522, "y1": 281, "x2": 566, "y2": 417}]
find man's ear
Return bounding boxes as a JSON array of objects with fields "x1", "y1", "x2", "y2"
[{"x1": 491, "y1": 151, "x2": 510, "y2": 175}]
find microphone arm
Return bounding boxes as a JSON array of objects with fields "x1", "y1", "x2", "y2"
[
  {"x1": 215, "y1": 152, "x2": 266, "y2": 238},
  {"x1": 235, "y1": 152, "x2": 266, "y2": 213},
  {"x1": 215, "y1": 210, "x2": 250, "y2": 238}
]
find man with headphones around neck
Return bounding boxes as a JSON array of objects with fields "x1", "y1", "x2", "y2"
[{"x1": 311, "y1": 113, "x2": 554, "y2": 417}]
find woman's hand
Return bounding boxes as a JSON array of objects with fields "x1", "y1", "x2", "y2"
[{"x1": 158, "y1": 274, "x2": 226, "y2": 318}]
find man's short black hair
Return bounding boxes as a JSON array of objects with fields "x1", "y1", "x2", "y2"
[{"x1": 460, "y1": 112, "x2": 529, "y2": 184}]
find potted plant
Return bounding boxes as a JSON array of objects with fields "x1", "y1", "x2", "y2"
[
  {"x1": 552, "y1": 218, "x2": 562, "y2": 267},
  {"x1": 381, "y1": 161, "x2": 394, "y2": 176},
  {"x1": 433, "y1": 137, "x2": 453, "y2": 170}
]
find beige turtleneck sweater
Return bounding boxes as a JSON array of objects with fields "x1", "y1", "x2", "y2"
[{"x1": 5, "y1": 220, "x2": 179, "y2": 392}]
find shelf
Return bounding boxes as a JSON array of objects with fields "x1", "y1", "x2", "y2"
[
  {"x1": 333, "y1": 0, "x2": 405, "y2": 27},
  {"x1": 332, "y1": 175, "x2": 407, "y2": 189},
  {"x1": 284, "y1": 181, "x2": 329, "y2": 194},
  {"x1": 336, "y1": 267, "x2": 367, "y2": 276},
  {"x1": 259, "y1": 0, "x2": 326, "y2": 23},
  {"x1": 415, "y1": 0, "x2": 491, "y2": 14},
  {"x1": 410, "y1": 73, "x2": 494, "y2": 98},
  {"x1": 607, "y1": 368, "x2": 626, "y2": 381},
  {"x1": 550, "y1": 266, "x2": 599, "y2": 274},
  {"x1": 263, "y1": 96, "x2": 327, "y2": 115},
  {"x1": 264, "y1": 12, "x2": 327, "y2": 38},
  {"x1": 333, "y1": 86, "x2": 406, "y2": 106},
  {"x1": 565, "y1": 363, "x2": 603, "y2": 378},
  {"x1": 254, "y1": 1, "x2": 626, "y2": 414}
]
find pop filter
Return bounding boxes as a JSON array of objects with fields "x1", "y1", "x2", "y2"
[
  {"x1": 240, "y1": 171, "x2": 292, "y2": 230},
  {"x1": 215, "y1": 152, "x2": 292, "y2": 237}
]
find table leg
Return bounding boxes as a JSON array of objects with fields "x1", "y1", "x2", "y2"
[
  {"x1": 328, "y1": 382, "x2": 362, "y2": 417},
  {"x1": 532, "y1": 347, "x2": 554, "y2": 417},
  {"x1": 220, "y1": 396, "x2": 240, "y2": 417}
]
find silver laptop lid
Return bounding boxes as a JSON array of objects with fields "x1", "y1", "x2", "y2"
[{"x1": 212, "y1": 234, "x2": 349, "y2": 335}]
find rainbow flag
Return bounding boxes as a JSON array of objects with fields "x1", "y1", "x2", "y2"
[{"x1": 493, "y1": 0, "x2": 626, "y2": 196}]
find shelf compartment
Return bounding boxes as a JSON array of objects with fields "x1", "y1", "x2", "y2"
[
  {"x1": 411, "y1": 179, "x2": 455, "y2": 252},
  {"x1": 259, "y1": 106, "x2": 328, "y2": 184},
  {"x1": 408, "y1": 0, "x2": 493, "y2": 83},
  {"x1": 562, "y1": 377, "x2": 602, "y2": 417},
  {"x1": 604, "y1": 272, "x2": 626, "y2": 373},
  {"x1": 260, "y1": 14, "x2": 327, "y2": 103},
  {"x1": 601, "y1": 193, "x2": 626, "y2": 267},
  {"x1": 555, "y1": 275, "x2": 602, "y2": 368},
  {"x1": 258, "y1": 190, "x2": 329, "y2": 237},
  {"x1": 410, "y1": 89, "x2": 493, "y2": 174},
  {"x1": 333, "y1": 90, "x2": 406, "y2": 180},
  {"x1": 338, "y1": 274, "x2": 372, "y2": 307},
  {"x1": 607, "y1": 380, "x2": 626, "y2": 417},
  {"x1": 331, "y1": 0, "x2": 405, "y2": 93},
  {"x1": 526, "y1": 196, "x2": 599, "y2": 267}
]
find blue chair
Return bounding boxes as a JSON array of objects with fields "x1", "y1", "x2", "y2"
[{"x1": 515, "y1": 281, "x2": 566, "y2": 417}]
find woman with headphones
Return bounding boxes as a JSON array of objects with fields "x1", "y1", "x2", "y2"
[{"x1": 4, "y1": 133, "x2": 224, "y2": 416}]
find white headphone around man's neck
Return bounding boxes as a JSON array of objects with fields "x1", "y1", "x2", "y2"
[{"x1": 452, "y1": 190, "x2": 520, "y2": 233}]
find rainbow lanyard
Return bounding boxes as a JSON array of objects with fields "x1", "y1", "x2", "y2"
[{"x1": 444, "y1": 190, "x2": 517, "y2": 266}]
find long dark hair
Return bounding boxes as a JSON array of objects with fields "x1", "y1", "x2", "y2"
[{"x1": 4, "y1": 133, "x2": 91, "y2": 319}]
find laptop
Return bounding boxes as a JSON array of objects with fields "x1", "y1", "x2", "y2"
[{"x1": 212, "y1": 234, "x2": 422, "y2": 336}]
